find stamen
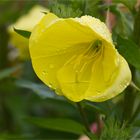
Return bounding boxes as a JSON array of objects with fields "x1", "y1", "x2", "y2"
[
  {"x1": 75, "y1": 70, "x2": 79, "y2": 83},
  {"x1": 92, "y1": 40, "x2": 102, "y2": 48},
  {"x1": 62, "y1": 40, "x2": 103, "y2": 84}
]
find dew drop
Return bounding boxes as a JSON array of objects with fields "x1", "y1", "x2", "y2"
[
  {"x1": 101, "y1": 96, "x2": 105, "y2": 99},
  {"x1": 48, "y1": 83, "x2": 52, "y2": 88},
  {"x1": 119, "y1": 82, "x2": 128, "y2": 89},
  {"x1": 42, "y1": 70, "x2": 47, "y2": 75},
  {"x1": 96, "y1": 91, "x2": 101, "y2": 95},
  {"x1": 119, "y1": 84, "x2": 123, "y2": 88},
  {"x1": 41, "y1": 29, "x2": 46, "y2": 33},
  {"x1": 56, "y1": 49, "x2": 60, "y2": 54},
  {"x1": 49, "y1": 64, "x2": 54, "y2": 69},
  {"x1": 34, "y1": 39, "x2": 38, "y2": 43},
  {"x1": 63, "y1": 50, "x2": 66, "y2": 53}
]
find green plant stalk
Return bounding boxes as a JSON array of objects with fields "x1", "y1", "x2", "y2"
[
  {"x1": 0, "y1": 25, "x2": 13, "y2": 131},
  {"x1": 129, "y1": 101, "x2": 140, "y2": 124},
  {"x1": 122, "y1": 87, "x2": 136, "y2": 125},
  {"x1": 76, "y1": 102, "x2": 90, "y2": 132},
  {"x1": 0, "y1": 26, "x2": 9, "y2": 68}
]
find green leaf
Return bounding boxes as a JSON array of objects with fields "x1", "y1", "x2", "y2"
[
  {"x1": 49, "y1": 2, "x2": 82, "y2": 18},
  {"x1": 84, "y1": 0, "x2": 101, "y2": 18},
  {"x1": 134, "y1": 9, "x2": 140, "y2": 46},
  {"x1": 84, "y1": 101, "x2": 114, "y2": 116},
  {"x1": 131, "y1": 129, "x2": 140, "y2": 140},
  {"x1": 135, "y1": 70, "x2": 140, "y2": 88},
  {"x1": 0, "y1": 65, "x2": 21, "y2": 80},
  {"x1": 0, "y1": 133, "x2": 31, "y2": 139},
  {"x1": 100, "y1": 118, "x2": 130, "y2": 140},
  {"x1": 84, "y1": 102, "x2": 107, "y2": 115},
  {"x1": 116, "y1": 9, "x2": 133, "y2": 37},
  {"x1": 14, "y1": 28, "x2": 31, "y2": 39},
  {"x1": 117, "y1": 36, "x2": 140, "y2": 70},
  {"x1": 107, "y1": 4, "x2": 133, "y2": 37},
  {"x1": 26, "y1": 117, "x2": 86, "y2": 135},
  {"x1": 113, "y1": 0, "x2": 137, "y2": 11},
  {"x1": 85, "y1": 131, "x2": 97, "y2": 140},
  {"x1": 16, "y1": 80, "x2": 60, "y2": 99},
  {"x1": 133, "y1": 120, "x2": 140, "y2": 127}
]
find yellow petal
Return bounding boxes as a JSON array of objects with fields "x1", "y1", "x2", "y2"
[
  {"x1": 9, "y1": 5, "x2": 47, "y2": 31},
  {"x1": 57, "y1": 39, "x2": 119, "y2": 102},
  {"x1": 71, "y1": 15, "x2": 113, "y2": 43},
  {"x1": 8, "y1": 5, "x2": 47, "y2": 59},
  {"x1": 29, "y1": 13, "x2": 131, "y2": 102},
  {"x1": 85, "y1": 54, "x2": 131, "y2": 102},
  {"x1": 57, "y1": 52, "x2": 92, "y2": 101},
  {"x1": 29, "y1": 13, "x2": 94, "y2": 95}
]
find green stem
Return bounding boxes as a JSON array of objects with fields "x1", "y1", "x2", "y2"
[
  {"x1": 76, "y1": 102, "x2": 90, "y2": 132},
  {"x1": 0, "y1": 25, "x2": 9, "y2": 68},
  {"x1": 121, "y1": 86, "x2": 136, "y2": 127}
]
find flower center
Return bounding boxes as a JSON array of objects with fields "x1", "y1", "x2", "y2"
[
  {"x1": 74, "y1": 40, "x2": 103, "y2": 83},
  {"x1": 92, "y1": 40, "x2": 102, "y2": 52},
  {"x1": 83, "y1": 39, "x2": 103, "y2": 59}
]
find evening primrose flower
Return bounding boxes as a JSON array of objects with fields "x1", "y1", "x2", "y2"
[
  {"x1": 29, "y1": 13, "x2": 131, "y2": 102},
  {"x1": 8, "y1": 5, "x2": 47, "y2": 59}
]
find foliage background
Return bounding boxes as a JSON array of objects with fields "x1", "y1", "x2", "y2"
[{"x1": 0, "y1": 0, "x2": 140, "y2": 139}]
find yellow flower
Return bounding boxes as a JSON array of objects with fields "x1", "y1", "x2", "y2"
[
  {"x1": 8, "y1": 5, "x2": 47, "y2": 59},
  {"x1": 29, "y1": 13, "x2": 131, "y2": 102}
]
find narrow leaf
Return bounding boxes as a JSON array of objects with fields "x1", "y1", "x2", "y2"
[
  {"x1": 84, "y1": 102, "x2": 107, "y2": 115},
  {"x1": 84, "y1": 101, "x2": 114, "y2": 116},
  {"x1": 85, "y1": 131, "x2": 97, "y2": 140},
  {"x1": 14, "y1": 28, "x2": 31, "y2": 39},
  {"x1": 16, "y1": 80, "x2": 59, "y2": 99},
  {"x1": 130, "y1": 82, "x2": 140, "y2": 92},
  {"x1": 26, "y1": 117, "x2": 86, "y2": 135},
  {"x1": 113, "y1": 0, "x2": 137, "y2": 11},
  {"x1": 0, "y1": 65, "x2": 21, "y2": 80}
]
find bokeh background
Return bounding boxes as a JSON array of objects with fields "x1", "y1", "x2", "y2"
[{"x1": 0, "y1": 0, "x2": 140, "y2": 139}]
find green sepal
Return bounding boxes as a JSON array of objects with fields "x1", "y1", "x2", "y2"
[{"x1": 14, "y1": 27, "x2": 31, "y2": 39}]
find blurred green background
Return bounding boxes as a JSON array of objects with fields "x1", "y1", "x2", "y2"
[{"x1": 1, "y1": 0, "x2": 140, "y2": 139}]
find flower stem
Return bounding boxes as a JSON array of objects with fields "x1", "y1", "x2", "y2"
[{"x1": 76, "y1": 102, "x2": 90, "y2": 132}]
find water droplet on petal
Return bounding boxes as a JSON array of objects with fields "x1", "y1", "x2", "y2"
[
  {"x1": 48, "y1": 83, "x2": 52, "y2": 88},
  {"x1": 119, "y1": 82, "x2": 128, "y2": 90},
  {"x1": 96, "y1": 91, "x2": 101, "y2": 95},
  {"x1": 49, "y1": 64, "x2": 54, "y2": 69},
  {"x1": 42, "y1": 70, "x2": 47, "y2": 75},
  {"x1": 100, "y1": 96, "x2": 105, "y2": 100}
]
